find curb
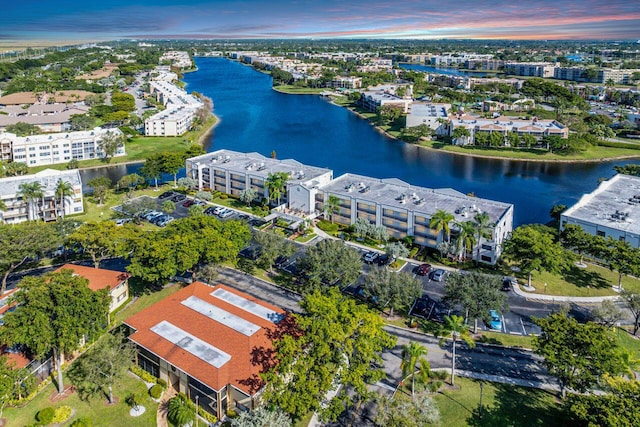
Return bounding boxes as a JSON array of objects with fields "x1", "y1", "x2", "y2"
[{"x1": 512, "y1": 283, "x2": 620, "y2": 303}]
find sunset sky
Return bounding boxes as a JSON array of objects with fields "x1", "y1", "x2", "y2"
[{"x1": 2, "y1": 0, "x2": 640, "y2": 41}]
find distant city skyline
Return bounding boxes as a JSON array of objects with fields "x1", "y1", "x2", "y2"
[{"x1": 2, "y1": 0, "x2": 640, "y2": 41}]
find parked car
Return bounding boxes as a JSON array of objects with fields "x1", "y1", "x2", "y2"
[
  {"x1": 489, "y1": 310, "x2": 502, "y2": 331},
  {"x1": 158, "y1": 191, "x2": 175, "y2": 200},
  {"x1": 431, "y1": 269, "x2": 447, "y2": 282},
  {"x1": 182, "y1": 199, "x2": 196, "y2": 208},
  {"x1": 195, "y1": 200, "x2": 207, "y2": 206},
  {"x1": 213, "y1": 206, "x2": 225, "y2": 215},
  {"x1": 157, "y1": 216, "x2": 174, "y2": 227},
  {"x1": 377, "y1": 254, "x2": 395, "y2": 266},
  {"x1": 501, "y1": 276, "x2": 517, "y2": 292},
  {"x1": 362, "y1": 251, "x2": 379, "y2": 264},
  {"x1": 204, "y1": 206, "x2": 217, "y2": 216},
  {"x1": 416, "y1": 263, "x2": 432, "y2": 276},
  {"x1": 171, "y1": 194, "x2": 186, "y2": 202},
  {"x1": 219, "y1": 209, "x2": 234, "y2": 218},
  {"x1": 115, "y1": 218, "x2": 131, "y2": 226}
]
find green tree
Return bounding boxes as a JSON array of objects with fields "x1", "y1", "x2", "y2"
[
  {"x1": 472, "y1": 212, "x2": 493, "y2": 264},
  {"x1": 254, "y1": 230, "x2": 296, "y2": 273},
  {"x1": 437, "y1": 314, "x2": 475, "y2": 386},
  {"x1": 503, "y1": 225, "x2": 568, "y2": 287},
  {"x1": 534, "y1": 313, "x2": 626, "y2": 398},
  {"x1": 68, "y1": 222, "x2": 134, "y2": 268},
  {"x1": 98, "y1": 130, "x2": 125, "y2": 163},
  {"x1": 603, "y1": 238, "x2": 640, "y2": 290},
  {"x1": 614, "y1": 164, "x2": 640, "y2": 177},
  {"x1": 117, "y1": 173, "x2": 144, "y2": 198},
  {"x1": 69, "y1": 114, "x2": 96, "y2": 131},
  {"x1": 265, "y1": 172, "x2": 289, "y2": 206},
  {"x1": 110, "y1": 92, "x2": 135, "y2": 112},
  {"x1": 55, "y1": 179, "x2": 75, "y2": 219},
  {"x1": 188, "y1": 204, "x2": 204, "y2": 217},
  {"x1": 0, "y1": 270, "x2": 110, "y2": 394},
  {"x1": 5, "y1": 122, "x2": 40, "y2": 136},
  {"x1": 377, "y1": 105, "x2": 402, "y2": 126},
  {"x1": 159, "y1": 152, "x2": 184, "y2": 187},
  {"x1": 400, "y1": 341, "x2": 430, "y2": 397},
  {"x1": 161, "y1": 200, "x2": 176, "y2": 214},
  {"x1": 263, "y1": 287, "x2": 396, "y2": 421},
  {"x1": 452, "y1": 220, "x2": 476, "y2": 261},
  {"x1": 0, "y1": 221, "x2": 59, "y2": 295},
  {"x1": 239, "y1": 188, "x2": 257, "y2": 206},
  {"x1": 374, "y1": 392, "x2": 440, "y2": 427},
  {"x1": 323, "y1": 195, "x2": 341, "y2": 223},
  {"x1": 117, "y1": 197, "x2": 156, "y2": 224},
  {"x1": 69, "y1": 332, "x2": 136, "y2": 403},
  {"x1": 167, "y1": 393, "x2": 195, "y2": 427},
  {"x1": 565, "y1": 375, "x2": 640, "y2": 427},
  {"x1": 4, "y1": 162, "x2": 28, "y2": 176},
  {"x1": 550, "y1": 204, "x2": 567, "y2": 222},
  {"x1": 17, "y1": 181, "x2": 44, "y2": 221},
  {"x1": 230, "y1": 407, "x2": 292, "y2": 427},
  {"x1": 194, "y1": 190, "x2": 212, "y2": 203},
  {"x1": 429, "y1": 209, "x2": 454, "y2": 243},
  {"x1": 443, "y1": 272, "x2": 507, "y2": 333},
  {"x1": 87, "y1": 177, "x2": 111, "y2": 206},
  {"x1": 139, "y1": 155, "x2": 163, "y2": 189},
  {"x1": 621, "y1": 291, "x2": 640, "y2": 336},
  {"x1": 363, "y1": 267, "x2": 421, "y2": 317},
  {"x1": 297, "y1": 239, "x2": 363, "y2": 289},
  {"x1": 561, "y1": 224, "x2": 592, "y2": 265},
  {"x1": 591, "y1": 300, "x2": 623, "y2": 328},
  {"x1": 452, "y1": 126, "x2": 471, "y2": 143}
]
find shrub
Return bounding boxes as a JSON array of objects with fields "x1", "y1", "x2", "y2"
[
  {"x1": 130, "y1": 365, "x2": 157, "y2": 383},
  {"x1": 149, "y1": 384, "x2": 163, "y2": 399},
  {"x1": 36, "y1": 407, "x2": 55, "y2": 425},
  {"x1": 156, "y1": 378, "x2": 167, "y2": 388},
  {"x1": 226, "y1": 409, "x2": 238, "y2": 418},
  {"x1": 197, "y1": 406, "x2": 217, "y2": 424},
  {"x1": 317, "y1": 220, "x2": 339, "y2": 233},
  {"x1": 70, "y1": 418, "x2": 92, "y2": 427},
  {"x1": 220, "y1": 194, "x2": 228, "y2": 199},
  {"x1": 52, "y1": 406, "x2": 73, "y2": 424}
]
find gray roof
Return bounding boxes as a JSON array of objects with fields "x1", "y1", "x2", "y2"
[
  {"x1": 0, "y1": 104, "x2": 89, "y2": 127},
  {"x1": 188, "y1": 149, "x2": 332, "y2": 186},
  {"x1": 0, "y1": 169, "x2": 82, "y2": 198},
  {"x1": 563, "y1": 174, "x2": 640, "y2": 234},
  {"x1": 321, "y1": 173, "x2": 512, "y2": 223},
  {"x1": 211, "y1": 288, "x2": 283, "y2": 323}
]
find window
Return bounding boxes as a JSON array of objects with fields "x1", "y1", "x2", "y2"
[
  {"x1": 619, "y1": 236, "x2": 626, "y2": 242},
  {"x1": 597, "y1": 230, "x2": 605, "y2": 237},
  {"x1": 481, "y1": 244, "x2": 492, "y2": 251}
]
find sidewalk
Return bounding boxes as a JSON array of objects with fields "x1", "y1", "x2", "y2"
[{"x1": 512, "y1": 283, "x2": 620, "y2": 304}]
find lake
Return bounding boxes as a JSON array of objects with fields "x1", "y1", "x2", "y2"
[{"x1": 82, "y1": 57, "x2": 640, "y2": 226}]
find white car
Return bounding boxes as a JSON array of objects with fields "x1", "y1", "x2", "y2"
[
  {"x1": 213, "y1": 206, "x2": 225, "y2": 215},
  {"x1": 219, "y1": 209, "x2": 234, "y2": 218},
  {"x1": 431, "y1": 269, "x2": 447, "y2": 282}
]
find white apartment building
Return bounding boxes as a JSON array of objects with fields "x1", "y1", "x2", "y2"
[
  {"x1": 504, "y1": 62, "x2": 556, "y2": 78},
  {"x1": 0, "y1": 169, "x2": 83, "y2": 223},
  {"x1": 317, "y1": 174, "x2": 513, "y2": 265},
  {"x1": 186, "y1": 150, "x2": 334, "y2": 214},
  {"x1": 145, "y1": 79, "x2": 203, "y2": 137},
  {"x1": 405, "y1": 102, "x2": 450, "y2": 134},
  {"x1": 561, "y1": 174, "x2": 640, "y2": 248},
  {"x1": 0, "y1": 127, "x2": 125, "y2": 167},
  {"x1": 159, "y1": 51, "x2": 192, "y2": 69},
  {"x1": 359, "y1": 84, "x2": 413, "y2": 114},
  {"x1": 450, "y1": 115, "x2": 568, "y2": 145}
]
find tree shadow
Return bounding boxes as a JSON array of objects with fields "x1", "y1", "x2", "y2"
[
  {"x1": 465, "y1": 382, "x2": 565, "y2": 427},
  {"x1": 561, "y1": 265, "x2": 610, "y2": 289}
]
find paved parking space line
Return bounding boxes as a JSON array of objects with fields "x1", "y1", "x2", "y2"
[{"x1": 520, "y1": 317, "x2": 527, "y2": 335}]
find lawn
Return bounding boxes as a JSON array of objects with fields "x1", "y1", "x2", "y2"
[
  {"x1": 615, "y1": 327, "x2": 640, "y2": 360},
  {"x1": 272, "y1": 85, "x2": 327, "y2": 95},
  {"x1": 476, "y1": 331, "x2": 534, "y2": 349},
  {"x1": 432, "y1": 377, "x2": 562, "y2": 427},
  {"x1": 3, "y1": 371, "x2": 158, "y2": 427},
  {"x1": 526, "y1": 262, "x2": 640, "y2": 297}
]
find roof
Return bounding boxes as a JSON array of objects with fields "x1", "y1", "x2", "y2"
[
  {"x1": 0, "y1": 169, "x2": 82, "y2": 198},
  {"x1": 56, "y1": 264, "x2": 129, "y2": 292},
  {"x1": 0, "y1": 104, "x2": 90, "y2": 127},
  {"x1": 0, "y1": 91, "x2": 94, "y2": 106},
  {"x1": 0, "y1": 287, "x2": 19, "y2": 316},
  {"x1": 124, "y1": 283, "x2": 284, "y2": 395},
  {"x1": 563, "y1": 174, "x2": 640, "y2": 236}
]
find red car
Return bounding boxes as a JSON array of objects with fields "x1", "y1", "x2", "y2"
[
  {"x1": 182, "y1": 199, "x2": 195, "y2": 207},
  {"x1": 417, "y1": 264, "x2": 432, "y2": 276}
]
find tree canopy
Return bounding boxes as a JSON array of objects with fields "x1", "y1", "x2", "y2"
[
  {"x1": 363, "y1": 267, "x2": 421, "y2": 317},
  {"x1": 297, "y1": 239, "x2": 363, "y2": 289}
]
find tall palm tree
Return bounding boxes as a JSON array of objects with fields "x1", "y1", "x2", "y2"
[
  {"x1": 438, "y1": 315, "x2": 475, "y2": 386},
  {"x1": 55, "y1": 179, "x2": 75, "y2": 219},
  {"x1": 264, "y1": 172, "x2": 289, "y2": 206},
  {"x1": 324, "y1": 195, "x2": 340, "y2": 223},
  {"x1": 472, "y1": 212, "x2": 493, "y2": 264},
  {"x1": 453, "y1": 221, "x2": 476, "y2": 261},
  {"x1": 429, "y1": 209, "x2": 454, "y2": 243},
  {"x1": 400, "y1": 341, "x2": 430, "y2": 397},
  {"x1": 17, "y1": 181, "x2": 44, "y2": 221}
]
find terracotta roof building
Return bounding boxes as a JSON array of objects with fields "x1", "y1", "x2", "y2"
[
  {"x1": 124, "y1": 283, "x2": 284, "y2": 418},
  {"x1": 56, "y1": 264, "x2": 130, "y2": 313}
]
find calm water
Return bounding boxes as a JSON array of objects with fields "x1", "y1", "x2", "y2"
[
  {"x1": 399, "y1": 63, "x2": 489, "y2": 77},
  {"x1": 82, "y1": 57, "x2": 640, "y2": 226}
]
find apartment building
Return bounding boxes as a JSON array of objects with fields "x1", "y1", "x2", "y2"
[
  {"x1": 125, "y1": 283, "x2": 284, "y2": 418},
  {"x1": 316, "y1": 174, "x2": 513, "y2": 264},
  {"x1": 430, "y1": 54, "x2": 493, "y2": 67},
  {"x1": 145, "y1": 79, "x2": 203, "y2": 137},
  {"x1": 329, "y1": 76, "x2": 363, "y2": 89},
  {"x1": 450, "y1": 115, "x2": 568, "y2": 145},
  {"x1": 561, "y1": 174, "x2": 640, "y2": 248},
  {"x1": 0, "y1": 127, "x2": 125, "y2": 167},
  {"x1": 405, "y1": 102, "x2": 450, "y2": 134},
  {"x1": 358, "y1": 84, "x2": 413, "y2": 114},
  {"x1": 504, "y1": 62, "x2": 556, "y2": 78},
  {"x1": 159, "y1": 50, "x2": 192, "y2": 69},
  {"x1": 185, "y1": 149, "x2": 334, "y2": 213},
  {"x1": 0, "y1": 169, "x2": 83, "y2": 223},
  {"x1": 0, "y1": 103, "x2": 90, "y2": 133}
]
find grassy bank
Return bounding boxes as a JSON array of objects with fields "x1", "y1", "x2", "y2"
[
  {"x1": 273, "y1": 85, "x2": 327, "y2": 95},
  {"x1": 28, "y1": 115, "x2": 217, "y2": 174}
]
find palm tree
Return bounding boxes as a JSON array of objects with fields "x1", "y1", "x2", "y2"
[
  {"x1": 472, "y1": 212, "x2": 493, "y2": 264},
  {"x1": 453, "y1": 221, "x2": 476, "y2": 261},
  {"x1": 400, "y1": 341, "x2": 430, "y2": 396},
  {"x1": 0, "y1": 199, "x2": 6, "y2": 223},
  {"x1": 430, "y1": 209, "x2": 454, "y2": 243},
  {"x1": 55, "y1": 179, "x2": 74, "y2": 219},
  {"x1": 324, "y1": 195, "x2": 341, "y2": 223},
  {"x1": 264, "y1": 172, "x2": 289, "y2": 206},
  {"x1": 438, "y1": 315, "x2": 475, "y2": 386},
  {"x1": 17, "y1": 181, "x2": 44, "y2": 221},
  {"x1": 167, "y1": 393, "x2": 195, "y2": 427}
]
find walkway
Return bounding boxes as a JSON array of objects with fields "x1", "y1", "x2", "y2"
[
  {"x1": 156, "y1": 387, "x2": 176, "y2": 427},
  {"x1": 512, "y1": 283, "x2": 620, "y2": 304}
]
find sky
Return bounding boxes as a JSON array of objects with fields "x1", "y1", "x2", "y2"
[{"x1": 2, "y1": 0, "x2": 640, "y2": 41}]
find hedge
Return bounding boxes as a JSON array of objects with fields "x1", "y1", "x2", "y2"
[
  {"x1": 130, "y1": 365, "x2": 157, "y2": 383},
  {"x1": 197, "y1": 406, "x2": 217, "y2": 424},
  {"x1": 597, "y1": 140, "x2": 640, "y2": 150},
  {"x1": 149, "y1": 384, "x2": 163, "y2": 399},
  {"x1": 36, "y1": 407, "x2": 55, "y2": 425},
  {"x1": 52, "y1": 406, "x2": 73, "y2": 424}
]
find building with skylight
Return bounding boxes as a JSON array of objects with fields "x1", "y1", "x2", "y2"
[{"x1": 124, "y1": 283, "x2": 284, "y2": 418}]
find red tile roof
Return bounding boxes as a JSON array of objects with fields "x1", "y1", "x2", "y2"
[
  {"x1": 124, "y1": 283, "x2": 283, "y2": 396},
  {"x1": 56, "y1": 264, "x2": 129, "y2": 292},
  {"x1": 0, "y1": 287, "x2": 19, "y2": 316}
]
